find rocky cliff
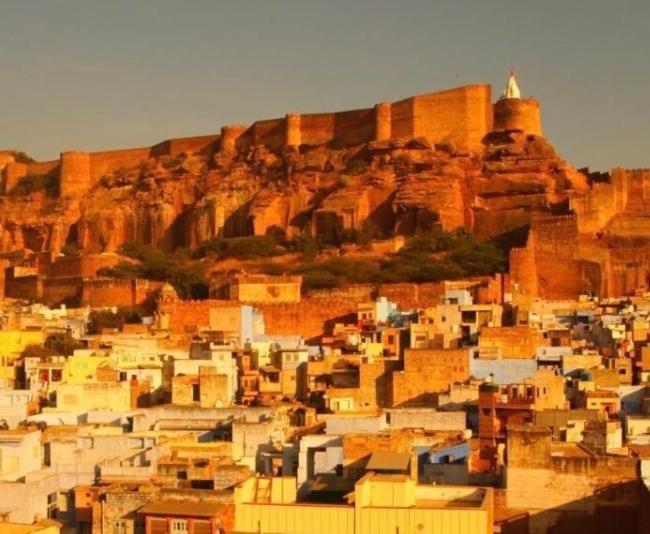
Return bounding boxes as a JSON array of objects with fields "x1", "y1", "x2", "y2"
[
  {"x1": 3, "y1": 106, "x2": 650, "y2": 301},
  {"x1": 0, "y1": 130, "x2": 588, "y2": 257}
]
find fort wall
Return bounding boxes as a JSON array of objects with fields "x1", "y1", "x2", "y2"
[
  {"x1": 161, "y1": 278, "x2": 500, "y2": 338},
  {"x1": 80, "y1": 277, "x2": 163, "y2": 308},
  {"x1": 3, "y1": 83, "x2": 495, "y2": 198},
  {"x1": 151, "y1": 134, "x2": 219, "y2": 159},
  {"x1": 412, "y1": 84, "x2": 493, "y2": 150},
  {"x1": 3, "y1": 160, "x2": 59, "y2": 194},
  {"x1": 4, "y1": 270, "x2": 42, "y2": 301},
  {"x1": 220, "y1": 125, "x2": 247, "y2": 155},
  {"x1": 42, "y1": 276, "x2": 83, "y2": 307},
  {"x1": 47, "y1": 253, "x2": 126, "y2": 278},
  {"x1": 299, "y1": 112, "x2": 339, "y2": 146},
  {"x1": 3, "y1": 162, "x2": 27, "y2": 193},
  {"x1": 250, "y1": 118, "x2": 285, "y2": 152}
]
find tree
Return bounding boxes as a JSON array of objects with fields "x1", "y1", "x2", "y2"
[{"x1": 44, "y1": 333, "x2": 84, "y2": 356}]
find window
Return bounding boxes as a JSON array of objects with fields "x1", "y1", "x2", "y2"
[
  {"x1": 387, "y1": 335, "x2": 395, "y2": 345},
  {"x1": 114, "y1": 520, "x2": 127, "y2": 534},
  {"x1": 127, "y1": 438, "x2": 144, "y2": 449},
  {"x1": 171, "y1": 519, "x2": 189, "y2": 532},
  {"x1": 47, "y1": 493, "x2": 58, "y2": 519},
  {"x1": 51, "y1": 369, "x2": 63, "y2": 382}
]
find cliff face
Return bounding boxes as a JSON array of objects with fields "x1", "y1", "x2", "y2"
[
  {"x1": 0, "y1": 131, "x2": 586, "y2": 257},
  {"x1": 1, "y1": 125, "x2": 648, "y2": 299}
]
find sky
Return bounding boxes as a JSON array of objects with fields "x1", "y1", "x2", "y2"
[{"x1": 0, "y1": 0, "x2": 648, "y2": 171}]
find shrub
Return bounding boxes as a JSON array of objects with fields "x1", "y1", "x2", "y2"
[
  {"x1": 286, "y1": 234, "x2": 321, "y2": 261},
  {"x1": 87, "y1": 307, "x2": 144, "y2": 335},
  {"x1": 345, "y1": 158, "x2": 369, "y2": 175},
  {"x1": 336, "y1": 175, "x2": 352, "y2": 188},
  {"x1": 21, "y1": 343, "x2": 56, "y2": 360},
  {"x1": 340, "y1": 220, "x2": 381, "y2": 247},
  {"x1": 193, "y1": 236, "x2": 282, "y2": 260},
  {"x1": 13, "y1": 151, "x2": 35, "y2": 164},
  {"x1": 44, "y1": 332, "x2": 84, "y2": 356},
  {"x1": 297, "y1": 258, "x2": 380, "y2": 291},
  {"x1": 98, "y1": 242, "x2": 209, "y2": 299},
  {"x1": 161, "y1": 154, "x2": 186, "y2": 170},
  {"x1": 10, "y1": 174, "x2": 58, "y2": 196},
  {"x1": 61, "y1": 242, "x2": 79, "y2": 256}
]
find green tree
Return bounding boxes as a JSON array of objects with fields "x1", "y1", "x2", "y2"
[{"x1": 44, "y1": 333, "x2": 84, "y2": 356}]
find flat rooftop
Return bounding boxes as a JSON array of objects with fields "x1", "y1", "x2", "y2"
[{"x1": 551, "y1": 442, "x2": 594, "y2": 458}]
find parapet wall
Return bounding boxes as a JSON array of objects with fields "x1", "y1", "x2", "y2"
[{"x1": 222, "y1": 84, "x2": 493, "y2": 156}]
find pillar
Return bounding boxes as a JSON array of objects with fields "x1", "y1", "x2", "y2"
[
  {"x1": 220, "y1": 125, "x2": 247, "y2": 155},
  {"x1": 374, "y1": 102, "x2": 392, "y2": 141},
  {"x1": 60, "y1": 151, "x2": 91, "y2": 197},
  {"x1": 285, "y1": 113, "x2": 301, "y2": 149}
]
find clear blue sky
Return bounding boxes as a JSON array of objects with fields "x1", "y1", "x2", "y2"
[{"x1": 1, "y1": 0, "x2": 648, "y2": 171}]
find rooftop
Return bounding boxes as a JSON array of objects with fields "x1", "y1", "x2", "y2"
[
  {"x1": 366, "y1": 451, "x2": 411, "y2": 472},
  {"x1": 139, "y1": 499, "x2": 223, "y2": 517}
]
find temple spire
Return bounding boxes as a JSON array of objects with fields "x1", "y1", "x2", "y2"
[{"x1": 501, "y1": 68, "x2": 521, "y2": 99}]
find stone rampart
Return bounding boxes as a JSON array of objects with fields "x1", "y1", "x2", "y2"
[{"x1": 3, "y1": 83, "x2": 494, "y2": 199}]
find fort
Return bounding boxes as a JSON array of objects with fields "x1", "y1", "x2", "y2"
[
  {"x1": 0, "y1": 81, "x2": 538, "y2": 198},
  {"x1": 0, "y1": 71, "x2": 647, "y2": 305}
]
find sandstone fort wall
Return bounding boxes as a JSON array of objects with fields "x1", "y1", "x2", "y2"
[
  {"x1": 2, "y1": 84, "x2": 496, "y2": 195},
  {"x1": 48, "y1": 253, "x2": 125, "y2": 278},
  {"x1": 80, "y1": 277, "x2": 163, "y2": 308},
  {"x1": 411, "y1": 84, "x2": 493, "y2": 150},
  {"x1": 42, "y1": 276, "x2": 82, "y2": 306}
]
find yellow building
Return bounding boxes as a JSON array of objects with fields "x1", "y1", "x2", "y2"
[
  {"x1": 234, "y1": 474, "x2": 493, "y2": 534},
  {"x1": 0, "y1": 330, "x2": 45, "y2": 388},
  {"x1": 63, "y1": 352, "x2": 112, "y2": 384},
  {"x1": 0, "y1": 429, "x2": 42, "y2": 482},
  {"x1": 53, "y1": 382, "x2": 132, "y2": 412},
  {"x1": 0, "y1": 519, "x2": 61, "y2": 534}
]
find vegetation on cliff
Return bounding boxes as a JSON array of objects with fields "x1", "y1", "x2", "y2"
[
  {"x1": 87, "y1": 308, "x2": 144, "y2": 335},
  {"x1": 10, "y1": 174, "x2": 58, "y2": 197},
  {"x1": 265, "y1": 229, "x2": 507, "y2": 291},
  {"x1": 97, "y1": 229, "x2": 504, "y2": 295},
  {"x1": 21, "y1": 332, "x2": 84, "y2": 359},
  {"x1": 97, "y1": 243, "x2": 208, "y2": 299}
]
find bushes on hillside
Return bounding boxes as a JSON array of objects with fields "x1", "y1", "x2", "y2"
[
  {"x1": 263, "y1": 228, "x2": 506, "y2": 291},
  {"x1": 97, "y1": 243, "x2": 208, "y2": 299},
  {"x1": 13, "y1": 151, "x2": 35, "y2": 164},
  {"x1": 10, "y1": 174, "x2": 58, "y2": 196},
  {"x1": 44, "y1": 332, "x2": 85, "y2": 356},
  {"x1": 87, "y1": 307, "x2": 144, "y2": 335},
  {"x1": 193, "y1": 236, "x2": 282, "y2": 260}
]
